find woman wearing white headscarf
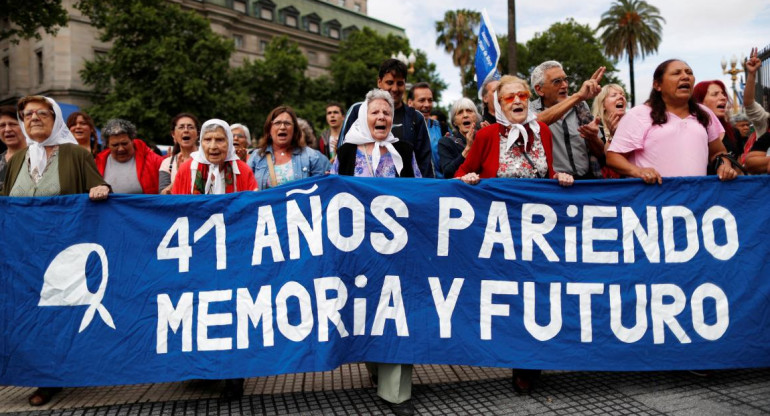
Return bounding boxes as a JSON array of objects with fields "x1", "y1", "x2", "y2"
[
  {"x1": 330, "y1": 88, "x2": 421, "y2": 416},
  {"x1": 2, "y1": 95, "x2": 109, "y2": 199},
  {"x1": 455, "y1": 75, "x2": 573, "y2": 187},
  {"x1": 172, "y1": 119, "x2": 257, "y2": 194},
  {"x1": 331, "y1": 89, "x2": 421, "y2": 178},
  {"x1": 2, "y1": 98, "x2": 109, "y2": 406}
]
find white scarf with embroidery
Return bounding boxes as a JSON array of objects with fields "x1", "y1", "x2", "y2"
[
  {"x1": 493, "y1": 91, "x2": 540, "y2": 152},
  {"x1": 343, "y1": 99, "x2": 403, "y2": 175}
]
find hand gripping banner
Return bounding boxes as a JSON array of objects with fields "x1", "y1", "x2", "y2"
[{"x1": 1, "y1": 175, "x2": 770, "y2": 387}]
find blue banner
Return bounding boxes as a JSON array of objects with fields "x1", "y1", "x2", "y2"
[
  {"x1": 2, "y1": 175, "x2": 770, "y2": 387},
  {"x1": 475, "y1": 9, "x2": 501, "y2": 99}
]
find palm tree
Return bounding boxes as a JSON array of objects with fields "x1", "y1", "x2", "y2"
[
  {"x1": 435, "y1": 9, "x2": 481, "y2": 89},
  {"x1": 597, "y1": 0, "x2": 665, "y2": 106}
]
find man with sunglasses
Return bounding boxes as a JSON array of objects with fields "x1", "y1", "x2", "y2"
[{"x1": 531, "y1": 60, "x2": 606, "y2": 179}]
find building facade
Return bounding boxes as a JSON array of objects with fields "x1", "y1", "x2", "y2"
[{"x1": 0, "y1": 0, "x2": 405, "y2": 107}]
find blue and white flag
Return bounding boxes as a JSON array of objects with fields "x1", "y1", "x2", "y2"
[
  {"x1": 2, "y1": 175, "x2": 770, "y2": 387},
  {"x1": 475, "y1": 9, "x2": 501, "y2": 99}
]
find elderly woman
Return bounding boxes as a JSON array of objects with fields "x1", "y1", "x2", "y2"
[
  {"x1": 66, "y1": 111, "x2": 100, "y2": 157},
  {"x1": 172, "y1": 119, "x2": 256, "y2": 194},
  {"x1": 331, "y1": 88, "x2": 419, "y2": 416},
  {"x1": 231, "y1": 122, "x2": 252, "y2": 162},
  {"x1": 95, "y1": 119, "x2": 164, "y2": 194},
  {"x1": 437, "y1": 98, "x2": 481, "y2": 179},
  {"x1": 248, "y1": 106, "x2": 330, "y2": 189},
  {"x1": 332, "y1": 89, "x2": 421, "y2": 178},
  {"x1": 1, "y1": 96, "x2": 109, "y2": 406},
  {"x1": 0, "y1": 105, "x2": 27, "y2": 191},
  {"x1": 607, "y1": 60, "x2": 738, "y2": 183},
  {"x1": 694, "y1": 80, "x2": 742, "y2": 160},
  {"x1": 159, "y1": 113, "x2": 199, "y2": 194},
  {"x1": 455, "y1": 75, "x2": 573, "y2": 187}
]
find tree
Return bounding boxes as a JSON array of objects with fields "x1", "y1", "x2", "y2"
[
  {"x1": 77, "y1": 0, "x2": 237, "y2": 144},
  {"x1": 330, "y1": 27, "x2": 445, "y2": 108},
  {"x1": 435, "y1": 9, "x2": 481, "y2": 90},
  {"x1": 597, "y1": 0, "x2": 664, "y2": 106},
  {"x1": 521, "y1": 19, "x2": 624, "y2": 94},
  {"x1": 0, "y1": 0, "x2": 68, "y2": 43}
]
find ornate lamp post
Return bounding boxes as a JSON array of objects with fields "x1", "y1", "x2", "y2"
[{"x1": 721, "y1": 54, "x2": 745, "y2": 113}]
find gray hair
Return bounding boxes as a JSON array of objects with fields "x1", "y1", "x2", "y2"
[
  {"x1": 449, "y1": 98, "x2": 481, "y2": 127},
  {"x1": 481, "y1": 77, "x2": 498, "y2": 100},
  {"x1": 531, "y1": 60, "x2": 563, "y2": 88},
  {"x1": 230, "y1": 123, "x2": 251, "y2": 146},
  {"x1": 730, "y1": 112, "x2": 749, "y2": 125},
  {"x1": 297, "y1": 118, "x2": 316, "y2": 147},
  {"x1": 201, "y1": 123, "x2": 226, "y2": 135},
  {"x1": 366, "y1": 89, "x2": 395, "y2": 114},
  {"x1": 102, "y1": 118, "x2": 137, "y2": 140}
]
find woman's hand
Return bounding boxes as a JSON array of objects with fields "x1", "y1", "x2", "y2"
[
  {"x1": 459, "y1": 172, "x2": 480, "y2": 185},
  {"x1": 634, "y1": 167, "x2": 662, "y2": 185},
  {"x1": 89, "y1": 185, "x2": 110, "y2": 201},
  {"x1": 160, "y1": 184, "x2": 172, "y2": 195},
  {"x1": 606, "y1": 112, "x2": 622, "y2": 137},
  {"x1": 554, "y1": 172, "x2": 574, "y2": 187},
  {"x1": 461, "y1": 126, "x2": 476, "y2": 158},
  {"x1": 716, "y1": 160, "x2": 739, "y2": 181},
  {"x1": 746, "y1": 47, "x2": 761, "y2": 74}
]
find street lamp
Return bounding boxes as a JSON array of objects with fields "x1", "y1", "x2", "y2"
[{"x1": 721, "y1": 53, "x2": 745, "y2": 113}]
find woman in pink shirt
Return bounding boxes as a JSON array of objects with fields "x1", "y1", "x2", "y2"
[{"x1": 606, "y1": 59, "x2": 738, "y2": 183}]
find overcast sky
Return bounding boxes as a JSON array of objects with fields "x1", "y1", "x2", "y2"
[{"x1": 368, "y1": 0, "x2": 770, "y2": 107}]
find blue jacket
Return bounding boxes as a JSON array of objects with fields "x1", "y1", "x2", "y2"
[
  {"x1": 340, "y1": 101, "x2": 435, "y2": 178},
  {"x1": 248, "y1": 145, "x2": 330, "y2": 190}
]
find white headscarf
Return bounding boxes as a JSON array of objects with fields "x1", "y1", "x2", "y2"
[
  {"x1": 190, "y1": 119, "x2": 239, "y2": 194},
  {"x1": 493, "y1": 90, "x2": 540, "y2": 152},
  {"x1": 19, "y1": 97, "x2": 78, "y2": 177},
  {"x1": 343, "y1": 98, "x2": 404, "y2": 175}
]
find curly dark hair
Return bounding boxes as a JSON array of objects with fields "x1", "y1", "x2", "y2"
[{"x1": 646, "y1": 59, "x2": 710, "y2": 130}]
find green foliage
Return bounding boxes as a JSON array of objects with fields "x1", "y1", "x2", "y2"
[
  {"x1": 597, "y1": 0, "x2": 665, "y2": 105},
  {"x1": 77, "y1": 0, "x2": 235, "y2": 144},
  {"x1": 435, "y1": 9, "x2": 481, "y2": 90},
  {"x1": 330, "y1": 27, "x2": 444, "y2": 108},
  {"x1": 0, "y1": 0, "x2": 68, "y2": 43},
  {"x1": 521, "y1": 19, "x2": 623, "y2": 93}
]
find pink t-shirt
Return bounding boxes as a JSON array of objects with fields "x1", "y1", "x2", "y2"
[{"x1": 608, "y1": 104, "x2": 724, "y2": 177}]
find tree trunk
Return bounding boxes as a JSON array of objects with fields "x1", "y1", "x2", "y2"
[
  {"x1": 628, "y1": 50, "x2": 636, "y2": 107},
  {"x1": 508, "y1": 0, "x2": 517, "y2": 75}
]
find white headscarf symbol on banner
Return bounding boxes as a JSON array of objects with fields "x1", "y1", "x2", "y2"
[
  {"x1": 18, "y1": 97, "x2": 78, "y2": 178},
  {"x1": 189, "y1": 119, "x2": 240, "y2": 194},
  {"x1": 342, "y1": 97, "x2": 404, "y2": 175},
  {"x1": 493, "y1": 90, "x2": 540, "y2": 153},
  {"x1": 39, "y1": 243, "x2": 116, "y2": 333}
]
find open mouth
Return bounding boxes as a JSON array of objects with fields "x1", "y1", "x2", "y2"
[
  {"x1": 181, "y1": 135, "x2": 192, "y2": 142},
  {"x1": 374, "y1": 125, "x2": 387, "y2": 132},
  {"x1": 677, "y1": 83, "x2": 691, "y2": 91},
  {"x1": 462, "y1": 120, "x2": 472, "y2": 127},
  {"x1": 512, "y1": 107, "x2": 525, "y2": 114},
  {"x1": 277, "y1": 132, "x2": 289, "y2": 138},
  {"x1": 615, "y1": 102, "x2": 625, "y2": 109},
  {"x1": 716, "y1": 104, "x2": 726, "y2": 110}
]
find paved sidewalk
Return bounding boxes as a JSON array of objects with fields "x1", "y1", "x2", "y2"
[{"x1": 1, "y1": 365, "x2": 768, "y2": 415}]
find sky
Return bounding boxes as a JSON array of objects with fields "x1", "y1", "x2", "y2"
[{"x1": 368, "y1": 0, "x2": 770, "y2": 108}]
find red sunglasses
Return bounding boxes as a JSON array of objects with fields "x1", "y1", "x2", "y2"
[{"x1": 500, "y1": 91, "x2": 531, "y2": 104}]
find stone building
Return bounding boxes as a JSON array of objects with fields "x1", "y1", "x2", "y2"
[{"x1": 0, "y1": 0, "x2": 405, "y2": 108}]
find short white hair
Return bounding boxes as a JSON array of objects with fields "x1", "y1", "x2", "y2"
[
  {"x1": 449, "y1": 98, "x2": 480, "y2": 127},
  {"x1": 230, "y1": 123, "x2": 251, "y2": 146},
  {"x1": 366, "y1": 89, "x2": 394, "y2": 114},
  {"x1": 531, "y1": 60, "x2": 563, "y2": 89}
]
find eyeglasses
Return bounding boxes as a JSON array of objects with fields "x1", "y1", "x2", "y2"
[
  {"x1": 175, "y1": 124, "x2": 196, "y2": 131},
  {"x1": 0, "y1": 121, "x2": 20, "y2": 130},
  {"x1": 233, "y1": 133, "x2": 246, "y2": 139},
  {"x1": 21, "y1": 109, "x2": 54, "y2": 120},
  {"x1": 549, "y1": 76, "x2": 572, "y2": 86},
  {"x1": 272, "y1": 121, "x2": 293, "y2": 128},
  {"x1": 500, "y1": 91, "x2": 531, "y2": 104}
]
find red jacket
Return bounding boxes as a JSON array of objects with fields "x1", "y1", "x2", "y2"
[
  {"x1": 455, "y1": 122, "x2": 555, "y2": 179},
  {"x1": 171, "y1": 158, "x2": 257, "y2": 194},
  {"x1": 96, "y1": 139, "x2": 164, "y2": 194}
]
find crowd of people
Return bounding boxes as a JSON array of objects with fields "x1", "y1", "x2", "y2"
[{"x1": 2, "y1": 47, "x2": 769, "y2": 415}]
